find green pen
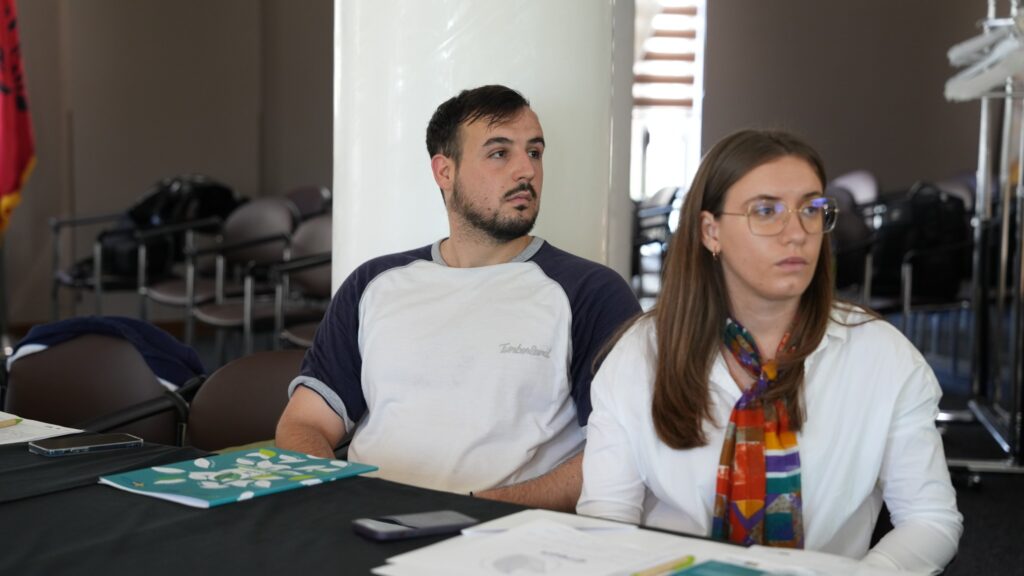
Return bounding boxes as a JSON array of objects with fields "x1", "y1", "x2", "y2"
[
  {"x1": 665, "y1": 555, "x2": 698, "y2": 575},
  {"x1": 632, "y1": 554, "x2": 696, "y2": 576}
]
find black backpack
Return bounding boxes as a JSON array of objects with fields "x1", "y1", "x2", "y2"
[
  {"x1": 70, "y1": 175, "x2": 244, "y2": 283},
  {"x1": 871, "y1": 181, "x2": 971, "y2": 300}
]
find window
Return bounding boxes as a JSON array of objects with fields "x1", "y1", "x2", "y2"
[{"x1": 631, "y1": 1, "x2": 705, "y2": 205}]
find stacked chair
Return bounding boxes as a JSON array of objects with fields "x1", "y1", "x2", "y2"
[
  {"x1": 188, "y1": 191, "x2": 331, "y2": 361},
  {"x1": 141, "y1": 185, "x2": 331, "y2": 348},
  {"x1": 284, "y1": 185, "x2": 332, "y2": 221},
  {"x1": 181, "y1": 196, "x2": 297, "y2": 360},
  {"x1": 18, "y1": 183, "x2": 335, "y2": 455},
  {"x1": 50, "y1": 175, "x2": 241, "y2": 321},
  {"x1": 269, "y1": 213, "x2": 333, "y2": 348}
]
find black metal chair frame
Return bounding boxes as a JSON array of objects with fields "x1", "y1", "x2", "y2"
[
  {"x1": 267, "y1": 252, "x2": 332, "y2": 348},
  {"x1": 134, "y1": 216, "x2": 224, "y2": 343},
  {"x1": 187, "y1": 232, "x2": 293, "y2": 360},
  {"x1": 51, "y1": 212, "x2": 227, "y2": 323},
  {"x1": 50, "y1": 211, "x2": 135, "y2": 320}
]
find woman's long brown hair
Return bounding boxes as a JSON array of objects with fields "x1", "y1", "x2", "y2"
[{"x1": 647, "y1": 130, "x2": 834, "y2": 449}]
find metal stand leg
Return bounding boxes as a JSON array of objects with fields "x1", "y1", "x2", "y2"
[{"x1": 948, "y1": 56, "x2": 1024, "y2": 474}]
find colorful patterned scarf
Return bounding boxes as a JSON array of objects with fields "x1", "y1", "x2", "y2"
[{"x1": 711, "y1": 318, "x2": 804, "y2": 548}]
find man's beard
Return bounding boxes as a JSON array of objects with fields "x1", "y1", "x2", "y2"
[{"x1": 450, "y1": 179, "x2": 539, "y2": 243}]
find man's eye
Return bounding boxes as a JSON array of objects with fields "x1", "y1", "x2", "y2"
[
  {"x1": 528, "y1": 149, "x2": 543, "y2": 159},
  {"x1": 489, "y1": 150, "x2": 507, "y2": 159}
]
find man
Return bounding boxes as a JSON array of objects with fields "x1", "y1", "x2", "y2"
[{"x1": 275, "y1": 85, "x2": 639, "y2": 511}]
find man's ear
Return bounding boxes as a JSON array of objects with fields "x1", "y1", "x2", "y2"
[
  {"x1": 431, "y1": 154, "x2": 454, "y2": 196},
  {"x1": 699, "y1": 210, "x2": 720, "y2": 253}
]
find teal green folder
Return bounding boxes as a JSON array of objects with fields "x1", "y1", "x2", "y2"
[
  {"x1": 98, "y1": 447, "x2": 377, "y2": 508},
  {"x1": 676, "y1": 560, "x2": 772, "y2": 575}
]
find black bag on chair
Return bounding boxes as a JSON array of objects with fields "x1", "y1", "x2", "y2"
[
  {"x1": 132, "y1": 175, "x2": 243, "y2": 262},
  {"x1": 871, "y1": 181, "x2": 970, "y2": 300},
  {"x1": 69, "y1": 175, "x2": 244, "y2": 283}
]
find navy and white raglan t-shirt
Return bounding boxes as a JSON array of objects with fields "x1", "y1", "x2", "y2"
[{"x1": 288, "y1": 236, "x2": 641, "y2": 493}]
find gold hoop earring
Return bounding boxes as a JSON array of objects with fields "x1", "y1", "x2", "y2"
[{"x1": 712, "y1": 247, "x2": 720, "y2": 261}]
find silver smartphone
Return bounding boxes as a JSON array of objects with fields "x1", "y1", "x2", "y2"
[
  {"x1": 28, "y1": 433, "x2": 144, "y2": 456},
  {"x1": 352, "y1": 510, "x2": 479, "y2": 541}
]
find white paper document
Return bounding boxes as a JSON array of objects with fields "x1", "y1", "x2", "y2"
[
  {"x1": 0, "y1": 411, "x2": 80, "y2": 445},
  {"x1": 461, "y1": 508, "x2": 639, "y2": 535},
  {"x1": 375, "y1": 518, "x2": 666, "y2": 576},
  {"x1": 373, "y1": 509, "x2": 927, "y2": 576}
]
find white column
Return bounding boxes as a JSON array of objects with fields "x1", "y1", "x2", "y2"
[{"x1": 333, "y1": 0, "x2": 634, "y2": 287}]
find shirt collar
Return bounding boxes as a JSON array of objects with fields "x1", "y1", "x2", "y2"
[{"x1": 430, "y1": 236, "x2": 545, "y2": 267}]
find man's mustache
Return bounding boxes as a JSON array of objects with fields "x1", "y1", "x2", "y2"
[{"x1": 503, "y1": 183, "x2": 537, "y2": 200}]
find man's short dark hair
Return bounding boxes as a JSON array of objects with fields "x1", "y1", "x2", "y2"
[{"x1": 425, "y1": 85, "x2": 530, "y2": 163}]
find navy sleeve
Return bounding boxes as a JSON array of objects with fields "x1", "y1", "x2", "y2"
[
  {"x1": 299, "y1": 267, "x2": 368, "y2": 424},
  {"x1": 532, "y1": 244, "x2": 641, "y2": 425},
  {"x1": 299, "y1": 246, "x2": 432, "y2": 425},
  {"x1": 15, "y1": 316, "x2": 206, "y2": 387}
]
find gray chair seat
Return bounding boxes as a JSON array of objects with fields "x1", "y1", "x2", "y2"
[
  {"x1": 194, "y1": 299, "x2": 275, "y2": 328},
  {"x1": 189, "y1": 197, "x2": 300, "y2": 360},
  {"x1": 194, "y1": 299, "x2": 324, "y2": 328},
  {"x1": 147, "y1": 277, "x2": 222, "y2": 306}
]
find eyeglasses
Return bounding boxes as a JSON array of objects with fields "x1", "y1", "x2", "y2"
[{"x1": 718, "y1": 196, "x2": 838, "y2": 236}]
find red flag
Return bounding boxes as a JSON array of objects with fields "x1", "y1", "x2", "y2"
[{"x1": 0, "y1": 0, "x2": 34, "y2": 233}]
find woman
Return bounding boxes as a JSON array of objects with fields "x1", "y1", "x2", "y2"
[{"x1": 578, "y1": 130, "x2": 962, "y2": 574}]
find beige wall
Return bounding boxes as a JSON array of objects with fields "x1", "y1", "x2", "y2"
[
  {"x1": 66, "y1": 0, "x2": 260, "y2": 215},
  {"x1": 9, "y1": 0, "x2": 66, "y2": 327},
  {"x1": 703, "y1": 0, "x2": 982, "y2": 190},
  {"x1": 11, "y1": 0, "x2": 332, "y2": 326},
  {"x1": 261, "y1": 1, "x2": 332, "y2": 195}
]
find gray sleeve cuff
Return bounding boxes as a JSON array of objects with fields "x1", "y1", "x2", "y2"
[{"x1": 288, "y1": 375, "x2": 356, "y2": 432}]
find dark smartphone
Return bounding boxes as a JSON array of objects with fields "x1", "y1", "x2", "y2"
[
  {"x1": 28, "y1": 433, "x2": 144, "y2": 456},
  {"x1": 352, "y1": 510, "x2": 479, "y2": 541}
]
